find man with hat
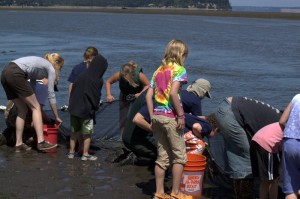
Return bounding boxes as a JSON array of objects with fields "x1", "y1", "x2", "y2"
[{"x1": 181, "y1": 78, "x2": 211, "y2": 118}]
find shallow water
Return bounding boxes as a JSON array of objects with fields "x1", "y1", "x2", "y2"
[
  {"x1": 0, "y1": 10, "x2": 300, "y2": 115},
  {"x1": 0, "y1": 10, "x2": 298, "y2": 198}
]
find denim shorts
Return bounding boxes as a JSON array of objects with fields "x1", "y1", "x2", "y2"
[
  {"x1": 215, "y1": 98, "x2": 252, "y2": 179},
  {"x1": 282, "y1": 138, "x2": 300, "y2": 194},
  {"x1": 152, "y1": 115, "x2": 187, "y2": 170}
]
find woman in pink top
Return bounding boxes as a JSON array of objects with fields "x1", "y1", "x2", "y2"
[{"x1": 250, "y1": 122, "x2": 283, "y2": 199}]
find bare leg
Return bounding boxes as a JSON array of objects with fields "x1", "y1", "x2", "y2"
[
  {"x1": 69, "y1": 131, "x2": 79, "y2": 154},
  {"x1": 155, "y1": 164, "x2": 166, "y2": 196},
  {"x1": 82, "y1": 134, "x2": 91, "y2": 156},
  {"x1": 269, "y1": 178, "x2": 279, "y2": 199},
  {"x1": 77, "y1": 133, "x2": 83, "y2": 152},
  {"x1": 171, "y1": 163, "x2": 184, "y2": 195},
  {"x1": 12, "y1": 99, "x2": 28, "y2": 146},
  {"x1": 259, "y1": 180, "x2": 271, "y2": 199},
  {"x1": 22, "y1": 94, "x2": 44, "y2": 143}
]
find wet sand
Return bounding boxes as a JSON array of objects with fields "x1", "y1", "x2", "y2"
[
  {"x1": 0, "y1": 141, "x2": 158, "y2": 199},
  {"x1": 1, "y1": 6, "x2": 300, "y2": 20},
  {"x1": 0, "y1": 139, "x2": 233, "y2": 199}
]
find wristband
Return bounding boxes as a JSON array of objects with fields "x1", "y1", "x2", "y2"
[{"x1": 177, "y1": 115, "x2": 185, "y2": 119}]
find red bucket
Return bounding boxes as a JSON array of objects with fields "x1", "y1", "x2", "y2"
[{"x1": 43, "y1": 125, "x2": 58, "y2": 152}]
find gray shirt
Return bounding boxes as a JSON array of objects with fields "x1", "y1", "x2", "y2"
[{"x1": 12, "y1": 56, "x2": 56, "y2": 104}]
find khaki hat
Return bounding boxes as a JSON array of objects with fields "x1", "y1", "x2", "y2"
[{"x1": 186, "y1": 78, "x2": 211, "y2": 99}]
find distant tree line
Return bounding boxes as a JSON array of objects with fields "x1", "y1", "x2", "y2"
[{"x1": 0, "y1": 0, "x2": 231, "y2": 10}]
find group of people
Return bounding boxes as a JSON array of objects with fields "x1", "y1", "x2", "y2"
[{"x1": 1, "y1": 39, "x2": 299, "y2": 199}]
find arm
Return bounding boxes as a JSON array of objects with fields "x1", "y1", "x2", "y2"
[
  {"x1": 133, "y1": 113, "x2": 152, "y2": 133},
  {"x1": 135, "y1": 73, "x2": 150, "y2": 98},
  {"x1": 47, "y1": 66, "x2": 62, "y2": 124},
  {"x1": 146, "y1": 88, "x2": 154, "y2": 121},
  {"x1": 105, "y1": 72, "x2": 120, "y2": 103},
  {"x1": 170, "y1": 81, "x2": 185, "y2": 130},
  {"x1": 279, "y1": 101, "x2": 292, "y2": 130},
  {"x1": 50, "y1": 103, "x2": 62, "y2": 125},
  {"x1": 68, "y1": 83, "x2": 73, "y2": 103}
]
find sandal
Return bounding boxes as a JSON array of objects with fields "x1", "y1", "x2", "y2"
[
  {"x1": 170, "y1": 192, "x2": 193, "y2": 199},
  {"x1": 153, "y1": 193, "x2": 171, "y2": 199}
]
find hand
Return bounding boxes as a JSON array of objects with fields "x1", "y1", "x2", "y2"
[
  {"x1": 176, "y1": 117, "x2": 185, "y2": 130},
  {"x1": 55, "y1": 117, "x2": 62, "y2": 126},
  {"x1": 106, "y1": 95, "x2": 115, "y2": 103}
]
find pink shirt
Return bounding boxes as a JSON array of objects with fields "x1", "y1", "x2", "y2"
[{"x1": 252, "y1": 122, "x2": 283, "y2": 153}]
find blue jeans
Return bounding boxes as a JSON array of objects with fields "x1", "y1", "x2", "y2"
[
  {"x1": 282, "y1": 138, "x2": 300, "y2": 194},
  {"x1": 215, "y1": 98, "x2": 252, "y2": 179}
]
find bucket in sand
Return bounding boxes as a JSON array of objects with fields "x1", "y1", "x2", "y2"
[
  {"x1": 43, "y1": 124, "x2": 58, "y2": 152},
  {"x1": 181, "y1": 154, "x2": 207, "y2": 199}
]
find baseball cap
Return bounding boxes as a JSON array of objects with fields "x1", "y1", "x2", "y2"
[{"x1": 186, "y1": 78, "x2": 211, "y2": 99}]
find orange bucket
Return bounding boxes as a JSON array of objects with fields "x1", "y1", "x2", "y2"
[
  {"x1": 187, "y1": 154, "x2": 206, "y2": 162},
  {"x1": 180, "y1": 154, "x2": 207, "y2": 199},
  {"x1": 186, "y1": 161, "x2": 207, "y2": 167}
]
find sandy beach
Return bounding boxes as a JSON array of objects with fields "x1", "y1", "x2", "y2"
[
  {"x1": 0, "y1": 140, "x2": 158, "y2": 199},
  {"x1": 1, "y1": 6, "x2": 300, "y2": 20},
  {"x1": 0, "y1": 136, "x2": 233, "y2": 199}
]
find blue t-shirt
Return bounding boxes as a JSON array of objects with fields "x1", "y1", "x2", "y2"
[
  {"x1": 181, "y1": 90, "x2": 203, "y2": 116},
  {"x1": 184, "y1": 113, "x2": 212, "y2": 136},
  {"x1": 67, "y1": 62, "x2": 87, "y2": 83}
]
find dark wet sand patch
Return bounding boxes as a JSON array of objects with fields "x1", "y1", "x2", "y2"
[{"x1": 0, "y1": 141, "x2": 233, "y2": 199}]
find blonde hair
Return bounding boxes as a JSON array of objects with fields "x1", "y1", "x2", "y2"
[
  {"x1": 44, "y1": 53, "x2": 64, "y2": 85},
  {"x1": 162, "y1": 39, "x2": 188, "y2": 66},
  {"x1": 84, "y1": 47, "x2": 98, "y2": 65},
  {"x1": 121, "y1": 62, "x2": 139, "y2": 88}
]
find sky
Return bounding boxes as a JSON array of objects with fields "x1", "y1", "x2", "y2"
[{"x1": 230, "y1": 0, "x2": 300, "y2": 7}]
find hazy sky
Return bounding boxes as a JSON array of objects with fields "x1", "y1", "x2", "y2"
[{"x1": 230, "y1": 0, "x2": 300, "y2": 7}]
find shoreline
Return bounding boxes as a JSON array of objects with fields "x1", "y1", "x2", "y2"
[{"x1": 1, "y1": 6, "x2": 300, "y2": 20}]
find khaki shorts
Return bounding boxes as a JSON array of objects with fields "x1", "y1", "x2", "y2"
[
  {"x1": 152, "y1": 115, "x2": 187, "y2": 170},
  {"x1": 70, "y1": 115, "x2": 93, "y2": 135}
]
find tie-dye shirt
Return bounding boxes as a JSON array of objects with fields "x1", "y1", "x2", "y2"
[{"x1": 150, "y1": 62, "x2": 187, "y2": 118}]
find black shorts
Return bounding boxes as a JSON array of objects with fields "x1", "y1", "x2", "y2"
[
  {"x1": 250, "y1": 140, "x2": 280, "y2": 181},
  {"x1": 1, "y1": 62, "x2": 34, "y2": 100}
]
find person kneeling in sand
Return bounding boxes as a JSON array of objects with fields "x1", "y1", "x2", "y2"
[{"x1": 132, "y1": 103, "x2": 218, "y2": 158}]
